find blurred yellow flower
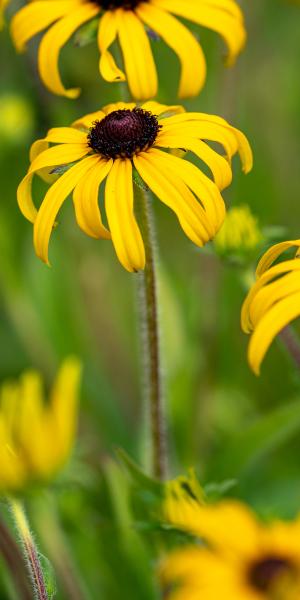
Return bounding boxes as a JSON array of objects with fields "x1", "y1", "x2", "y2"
[
  {"x1": 0, "y1": 93, "x2": 34, "y2": 143},
  {"x1": 17, "y1": 101, "x2": 252, "y2": 272},
  {"x1": 214, "y1": 205, "x2": 263, "y2": 256},
  {"x1": 10, "y1": 0, "x2": 246, "y2": 100},
  {"x1": 162, "y1": 499, "x2": 300, "y2": 600},
  {"x1": 241, "y1": 240, "x2": 300, "y2": 375},
  {"x1": 0, "y1": 357, "x2": 81, "y2": 492}
]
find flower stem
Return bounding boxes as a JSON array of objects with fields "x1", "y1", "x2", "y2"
[
  {"x1": 8, "y1": 497, "x2": 50, "y2": 600},
  {"x1": 279, "y1": 326, "x2": 300, "y2": 370},
  {"x1": 0, "y1": 515, "x2": 32, "y2": 600},
  {"x1": 135, "y1": 183, "x2": 167, "y2": 480}
]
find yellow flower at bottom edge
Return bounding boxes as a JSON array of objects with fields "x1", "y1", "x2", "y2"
[
  {"x1": 17, "y1": 101, "x2": 252, "y2": 272},
  {"x1": 241, "y1": 240, "x2": 300, "y2": 375},
  {"x1": 0, "y1": 357, "x2": 81, "y2": 493},
  {"x1": 9, "y1": 0, "x2": 246, "y2": 100},
  {"x1": 162, "y1": 499, "x2": 300, "y2": 600}
]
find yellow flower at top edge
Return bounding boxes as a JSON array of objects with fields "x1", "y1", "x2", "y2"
[
  {"x1": 241, "y1": 240, "x2": 300, "y2": 375},
  {"x1": 17, "y1": 101, "x2": 252, "y2": 272},
  {"x1": 8, "y1": 0, "x2": 246, "y2": 100},
  {"x1": 0, "y1": 357, "x2": 81, "y2": 493},
  {"x1": 214, "y1": 205, "x2": 263, "y2": 257},
  {"x1": 162, "y1": 498, "x2": 300, "y2": 600}
]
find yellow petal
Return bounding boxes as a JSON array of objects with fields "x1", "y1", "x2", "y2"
[
  {"x1": 105, "y1": 159, "x2": 145, "y2": 272},
  {"x1": 33, "y1": 155, "x2": 99, "y2": 263},
  {"x1": 18, "y1": 143, "x2": 90, "y2": 223},
  {"x1": 250, "y1": 271, "x2": 300, "y2": 328},
  {"x1": 102, "y1": 102, "x2": 136, "y2": 115},
  {"x1": 98, "y1": 10, "x2": 125, "y2": 82},
  {"x1": 141, "y1": 101, "x2": 185, "y2": 118},
  {"x1": 50, "y1": 357, "x2": 82, "y2": 465},
  {"x1": 156, "y1": 131, "x2": 232, "y2": 190},
  {"x1": 248, "y1": 291, "x2": 300, "y2": 375},
  {"x1": 116, "y1": 8, "x2": 157, "y2": 100},
  {"x1": 38, "y1": 3, "x2": 99, "y2": 98},
  {"x1": 137, "y1": 2, "x2": 206, "y2": 98},
  {"x1": 134, "y1": 150, "x2": 215, "y2": 246},
  {"x1": 73, "y1": 158, "x2": 112, "y2": 239},
  {"x1": 10, "y1": 0, "x2": 78, "y2": 52},
  {"x1": 72, "y1": 110, "x2": 106, "y2": 130},
  {"x1": 256, "y1": 240, "x2": 300, "y2": 277},
  {"x1": 152, "y1": 0, "x2": 246, "y2": 65},
  {"x1": 44, "y1": 127, "x2": 88, "y2": 144}
]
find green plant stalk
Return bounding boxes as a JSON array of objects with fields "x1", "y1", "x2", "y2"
[
  {"x1": 0, "y1": 515, "x2": 32, "y2": 600},
  {"x1": 279, "y1": 326, "x2": 300, "y2": 370},
  {"x1": 8, "y1": 497, "x2": 50, "y2": 600},
  {"x1": 135, "y1": 183, "x2": 167, "y2": 480}
]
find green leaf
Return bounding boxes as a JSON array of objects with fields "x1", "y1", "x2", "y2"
[
  {"x1": 133, "y1": 169, "x2": 149, "y2": 192},
  {"x1": 116, "y1": 448, "x2": 163, "y2": 497},
  {"x1": 74, "y1": 17, "x2": 99, "y2": 47},
  {"x1": 38, "y1": 553, "x2": 56, "y2": 600},
  {"x1": 207, "y1": 399, "x2": 300, "y2": 480}
]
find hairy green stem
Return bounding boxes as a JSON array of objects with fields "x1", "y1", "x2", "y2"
[
  {"x1": 135, "y1": 183, "x2": 167, "y2": 480},
  {"x1": 8, "y1": 498, "x2": 50, "y2": 600},
  {"x1": 0, "y1": 515, "x2": 32, "y2": 600}
]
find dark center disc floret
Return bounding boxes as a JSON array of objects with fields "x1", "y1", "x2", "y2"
[
  {"x1": 88, "y1": 108, "x2": 161, "y2": 159},
  {"x1": 94, "y1": 0, "x2": 144, "y2": 10},
  {"x1": 248, "y1": 556, "x2": 295, "y2": 592}
]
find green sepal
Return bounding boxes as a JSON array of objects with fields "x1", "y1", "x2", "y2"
[
  {"x1": 38, "y1": 553, "x2": 56, "y2": 600},
  {"x1": 116, "y1": 448, "x2": 164, "y2": 498},
  {"x1": 50, "y1": 162, "x2": 77, "y2": 176},
  {"x1": 74, "y1": 17, "x2": 99, "y2": 47},
  {"x1": 133, "y1": 168, "x2": 149, "y2": 192}
]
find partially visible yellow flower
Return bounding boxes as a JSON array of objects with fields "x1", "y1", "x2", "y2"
[
  {"x1": 0, "y1": 93, "x2": 34, "y2": 143},
  {"x1": 17, "y1": 101, "x2": 252, "y2": 272},
  {"x1": 9, "y1": 0, "x2": 246, "y2": 100},
  {"x1": 241, "y1": 240, "x2": 300, "y2": 375},
  {"x1": 0, "y1": 0, "x2": 9, "y2": 27},
  {"x1": 162, "y1": 499, "x2": 300, "y2": 600},
  {"x1": 0, "y1": 357, "x2": 81, "y2": 492},
  {"x1": 214, "y1": 205, "x2": 263, "y2": 256}
]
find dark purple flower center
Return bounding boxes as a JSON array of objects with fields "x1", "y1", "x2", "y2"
[
  {"x1": 248, "y1": 556, "x2": 295, "y2": 592},
  {"x1": 93, "y1": 0, "x2": 145, "y2": 10},
  {"x1": 87, "y1": 108, "x2": 161, "y2": 159}
]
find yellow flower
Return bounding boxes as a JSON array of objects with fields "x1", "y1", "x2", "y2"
[
  {"x1": 0, "y1": 357, "x2": 81, "y2": 492},
  {"x1": 17, "y1": 101, "x2": 252, "y2": 272},
  {"x1": 241, "y1": 240, "x2": 300, "y2": 375},
  {"x1": 162, "y1": 499, "x2": 300, "y2": 600},
  {"x1": 10, "y1": 0, "x2": 246, "y2": 100},
  {"x1": 214, "y1": 205, "x2": 263, "y2": 256}
]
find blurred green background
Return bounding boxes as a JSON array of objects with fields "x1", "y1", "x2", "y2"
[{"x1": 1, "y1": 0, "x2": 300, "y2": 598}]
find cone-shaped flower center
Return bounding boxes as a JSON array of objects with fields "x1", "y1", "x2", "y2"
[
  {"x1": 249, "y1": 556, "x2": 294, "y2": 592},
  {"x1": 94, "y1": 0, "x2": 144, "y2": 9},
  {"x1": 88, "y1": 108, "x2": 161, "y2": 159}
]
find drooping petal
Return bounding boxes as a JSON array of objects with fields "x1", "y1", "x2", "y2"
[
  {"x1": 73, "y1": 158, "x2": 112, "y2": 239},
  {"x1": 18, "y1": 144, "x2": 90, "y2": 223},
  {"x1": 137, "y1": 2, "x2": 206, "y2": 98},
  {"x1": 105, "y1": 159, "x2": 145, "y2": 272},
  {"x1": 44, "y1": 127, "x2": 88, "y2": 144},
  {"x1": 256, "y1": 240, "x2": 300, "y2": 277},
  {"x1": 10, "y1": 0, "x2": 79, "y2": 51},
  {"x1": 38, "y1": 3, "x2": 100, "y2": 98},
  {"x1": 161, "y1": 113, "x2": 253, "y2": 173},
  {"x1": 152, "y1": 0, "x2": 246, "y2": 65},
  {"x1": 33, "y1": 155, "x2": 99, "y2": 263},
  {"x1": 98, "y1": 10, "x2": 125, "y2": 82},
  {"x1": 248, "y1": 291, "x2": 300, "y2": 375},
  {"x1": 134, "y1": 150, "x2": 217, "y2": 246},
  {"x1": 116, "y1": 8, "x2": 157, "y2": 100},
  {"x1": 156, "y1": 131, "x2": 232, "y2": 190}
]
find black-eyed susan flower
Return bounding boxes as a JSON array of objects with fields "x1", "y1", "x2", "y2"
[
  {"x1": 0, "y1": 357, "x2": 81, "y2": 492},
  {"x1": 214, "y1": 205, "x2": 263, "y2": 258},
  {"x1": 162, "y1": 499, "x2": 300, "y2": 600},
  {"x1": 9, "y1": 0, "x2": 246, "y2": 100},
  {"x1": 17, "y1": 101, "x2": 252, "y2": 272},
  {"x1": 241, "y1": 240, "x2": 300, "y2": 375}
]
